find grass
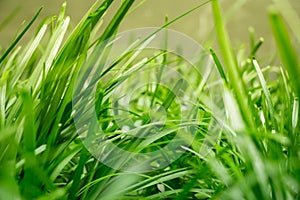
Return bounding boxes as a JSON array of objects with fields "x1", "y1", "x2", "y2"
[{"x1": 0, "y1": 0, "x2": 299, "y2": 199}]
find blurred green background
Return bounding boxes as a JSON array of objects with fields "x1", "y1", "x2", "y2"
[{"x1": 0, "y1": 0, "x2": 300, "y2": 58}]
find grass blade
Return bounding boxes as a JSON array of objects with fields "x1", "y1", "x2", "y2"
[
  {"x1": 0, "y1": 7, "x2": 43, "y2": 64},
  {"x1": 250, "y1": 37, "x2": 264, "y2": 56},
  {"x1": 210, "y1": 48, "x2": 228, "y2": 84},
  {"x1": 252, "y1": 58, "x2": 277, "y2": 131},
  {"x1": 97, "y1": 0, "x2": 135, "y2": 43},
  {"x1": 292, "y1": 97, "x2": 299, "y2": 134},
  {"x1": 269, "y1": 8, "x2": 300, "y2": 97},
  {"x1": 272, "y1": 0, "x2": 300, "y2": 45},
  {"x1": 211, "y1": 0, "x2": 255, "y2": 129}
]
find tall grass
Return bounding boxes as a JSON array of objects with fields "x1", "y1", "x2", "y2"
[{"x1": 0, "y1": 0, "x2": 299, "y2": 199}]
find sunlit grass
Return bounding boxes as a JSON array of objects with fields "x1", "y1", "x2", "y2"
[{"x1": 0, "y1": 0, "x2": 299, "y2": 199}]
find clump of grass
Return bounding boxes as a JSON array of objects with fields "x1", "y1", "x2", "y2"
[
  {"x1": 0, "y1": 0, "x2": 299, "y2": 199},
  {"x1": 199, "y1": 0, "x2": 300, "y2": 199},
  {"x1": 0, "y1": 1, "x2": 136, "y2": 199}
]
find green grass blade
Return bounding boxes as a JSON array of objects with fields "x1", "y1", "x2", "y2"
[
  {"x1": 11, "y1": 24, "x2": 47, "y2": 89},
  {"x1": 19, "y1": 89, "x2": 47, "y2": 198},
  {"x1": 151, "y1": 16, "x2": 169, "y2": 107},
  {"x1": 272, "y1": 0, "x2": 300, "y2": 45},
  {"x1": 269, "y1": 8, "x2": 300, "y2": 97},
  {"x1": 292, "y1": 97, "x2": 299, "y2": 134},
  {"x1": 135, "y1": 0, "x2": 212, "y2": 49},
  {"x1": 250, "y1": 37, "x2": 264, "y2": 56},
  {"x1": 252, "y1": 58, "x2": 277, "y2": 131},
  {"x1": 68, "y1": 148, "x2": 89, "y2": 200},
  {"x1": 97, "y1": 0, "x2": 135, "y2": 43},
  {"x1": 210, "y1": 48, "x2": 228, "y2": 84},
  {"x1": 0, "y1": 7, "x2": 43, "y2": 64},
  {"x1": 20, "y1": 89, "x2": 36, "y2": 154},
  {"x1": 0, "y1": 82, "x2": 6, "y2": 129},
  {"x1": 160, "y1": 79, "x2": 183, "y2": 111},
  {"x1": 211, "y1": 0, "x2": 255, "y2": 129},
  {"x1": 49, "y1": 146, "x2": 81, "y2": 181}
]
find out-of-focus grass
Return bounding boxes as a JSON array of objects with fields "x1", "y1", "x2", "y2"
[{"x1": 0, "y1": 0, "x2": 299, "y2": 199}]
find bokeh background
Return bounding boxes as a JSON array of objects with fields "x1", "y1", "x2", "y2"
[{"x1": 0, "y1": 0, "x2": 300, "y2": 59}]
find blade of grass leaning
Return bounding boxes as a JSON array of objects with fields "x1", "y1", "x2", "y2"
[
  {"x1": 211, "y1": 0, "x2": 255, "y2": 129},
  {"x1": 290, "y1": 96, "x2": 300, "y2": 177},
  {"x1": 97, "y1": 0, "x2": 135, "y2": 43},
  {"x1": 223, "y1": 86, "x2": 245, "y2": 132},
  {"x1": 126, "y1": 0, "x2": 147, "y2": 16},
  {"x1": 0, "y1": 79, "x2": 6, "y2": 129},
  {"x1": 250, "y1": 37, "x2": 264, "y2": 56},
  {"x1": 49, "y1": 145, "x2": 81, "y2": 181},
  {"x1": 272, "y1": 0, "x2": 300, "y2": 45},
  {"x1": 210, "y1": 48, "x2": 228, "y2": 84},
  {"x1": 280, "y1": 67, "x2": 291, "y2": 102},
  {"x1": 126, "y1": 168, "x2": 192, "y2": 193},
  {"x1": 252, "y1": 58, "x2": 277, "y2": 131},
  {"x1": 269, "y1": 7, "x2": 300, "y2": 97},
  {"x1": 151, "y1": 16, "x2": 169, "y2": 107},
  {"x1": 76, "y1": 173, "x2": 124, "y2": 197},
  {"x1": 292, "y1": 97, "x2": 299, "y2": 135},
  {"x1": 10, "y1": 24, "x2": 47, "y2": 89},
  {"x1": 20, "y1": 88, "x2": 36, "y2": 158},
  {"x1": 0, "y1": 7, "x2": 43, "y2": 64},
  {"x1": 159, "y1": 79, "x2": 183, "y2": 111}
]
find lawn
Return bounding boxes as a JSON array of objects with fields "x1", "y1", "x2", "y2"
[{"x1": 0, "y1": 0, "x2": 299, "y2": 199}]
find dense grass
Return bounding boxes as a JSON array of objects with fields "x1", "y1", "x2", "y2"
[{"x1": 0, "y1": 0, "x2": 299, "y2": 199}]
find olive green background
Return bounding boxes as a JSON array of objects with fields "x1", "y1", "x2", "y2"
[{"x1": 0, "y1": 0, "x2": 299, "y2": 57}]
